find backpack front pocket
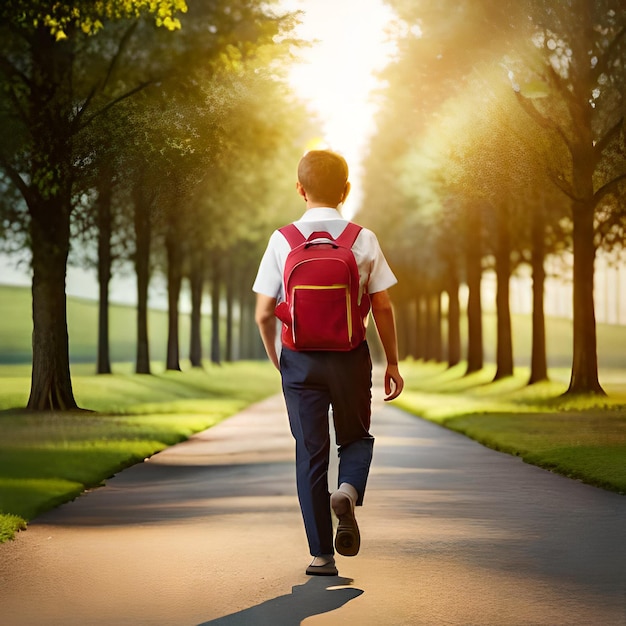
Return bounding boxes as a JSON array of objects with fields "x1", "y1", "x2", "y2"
[{"x1": 291, "y1": 285, "x2": 352, "y2": 350}]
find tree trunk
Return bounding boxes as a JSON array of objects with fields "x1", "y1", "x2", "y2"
[
  {"x1": 404, "y1": 296, "x2": 417, "y2": 359},
  {"x1": 424, "y1": 291, "x2": 442, "y2": 362},
  {"x1": 446, "y1": 266, "x2": 461, "y2": 368},
  {"x1": 26, "y1": 28, "x2": 78, "y2": 410},
  {"x1": 238, "y1": 278, "x2": 250, "y2": 359},
  {"x1": 568, "y1": 198, "x2": 604, "y2": 394},
  {"x1": 433, "y1": 291, "x2": 443, "y2": 362},
  {"x1": 565, "y1": 0, "x2": 604, "y2": 395},
  {"x1": 225, "y1": 266, "x2": 234, "y2": 362},
  {"x1": 415, "y1": 294, "x2": 426, "y2": 360},
  {"x1": 28, "y1": 198, "x2": 78, "y2": 410},
  {"x1": 165, "y1": 223, "x2": 183, "y2": 371},
  {"x1": 528, "y1": 202, "x2": 548, "y2": 384},
  {"x1": 133, "y1": 183, "x2": 151, "y2": 375},
  {"x1": 396, "y1": 300, "x2": 410, "y2": 361},
  {"x1": 240, "y1": 278, "x2": 263, "y2": 360},
  {"x1": 494, "y1": 207, "x2": 514, "y2": 380},
  {"x1": 189, "y1": 251, "x2": 204, "y2": 368},
  {"x1": 465, "y1": 207, "x2": 483, "y2": 375},
  {"x1": 210, "y1": 251, "x2": 221, "y2": 365},
  {"x1": 96, "y1": 165, "x2": 113, "y2": 375}
]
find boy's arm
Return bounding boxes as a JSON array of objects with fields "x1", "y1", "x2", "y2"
[
  {"x1": 255, "y1": 293, "x2": 280, "y2": 370},
  {"x1": 370, "y1": 289, "x2": 404, "y2": 401}
]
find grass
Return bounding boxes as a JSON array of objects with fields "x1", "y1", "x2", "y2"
[
  {"x1": 395, "y1": 360, "x2": 626, "y2": 494},
  {"x1": 0, "y1": 361, "x2": 281, "y2": 542}
]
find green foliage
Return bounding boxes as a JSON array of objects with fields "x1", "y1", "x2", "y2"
[
  {"x1": 0, "y1": 513, "x2": 27, "y2": 542},
  {"x1": 376, "y1": 0, "x2": 622, "y2": 391},
  {"x1": 0, "y1": 0, "x2": 306, "y2": 405},
  {"x1": 0, "y1": 0, "x2": 188, "y2": 39}
]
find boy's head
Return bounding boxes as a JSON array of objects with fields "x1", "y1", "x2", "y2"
[{"x1": 297, "y1": 150, "x2": 349, "y2": 207}]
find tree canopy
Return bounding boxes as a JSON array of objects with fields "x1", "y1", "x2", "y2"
[
  {"x1": 360, "y1": 0, "x2": 625, "y2": 390},
  {"x1": 0, "y1": 0, "x2": 188, "y2": 39},
  {"x1": 0, "y1": 0, "x2": 309, "y2": 408}
]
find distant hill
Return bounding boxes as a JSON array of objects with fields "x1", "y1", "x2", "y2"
[{"x1": 0, "y1": 285, "x2": 197, "y2": 365}]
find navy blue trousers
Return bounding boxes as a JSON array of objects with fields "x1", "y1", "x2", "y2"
[{"x1": 280, "y1": 341, "x2": 374, "y2": 557}]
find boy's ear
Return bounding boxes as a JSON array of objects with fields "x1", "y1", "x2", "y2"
[
  {"x1": 296, "y1": 181, "x2": 307, "y2": 200},
  {"x1": 341, "y1": 181, "x2": 351, "y2": 203}
]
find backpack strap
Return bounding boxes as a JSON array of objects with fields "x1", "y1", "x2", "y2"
[
  {"x1": 279, "y1": 221, "x2": 362, "y2": 249},
  {"x1": 278, "y1": 224, "x2": 306, "y2": 249},
  {"x1": 335, "y1": 222, "x2": 362, "y2": 248}
]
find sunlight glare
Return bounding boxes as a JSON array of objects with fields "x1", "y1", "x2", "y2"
[{"x1": 281, "y1": 0, "x2": 397, "y2": 215}]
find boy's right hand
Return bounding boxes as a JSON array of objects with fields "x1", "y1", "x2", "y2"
[{"x1": 384, "y1": 364, "x2": 403, "y2": 401}]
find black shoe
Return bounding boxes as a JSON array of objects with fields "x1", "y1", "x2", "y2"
[
  {"x1": 306, "y1": 555, "x2": 338, "y2": 576},
  {"x1": 331, "y1": 491, "x2": 360, "y2": 557}
]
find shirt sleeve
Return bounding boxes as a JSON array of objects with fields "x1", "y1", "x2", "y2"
[
  {"x1": 355, "y1": 229, "x2": 397, "y2": 294},
  {"x1": 252, "y1": 230, "x2": 285, "y2": 300}
]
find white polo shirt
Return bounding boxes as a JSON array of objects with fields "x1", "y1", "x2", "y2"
[{"x1": 252, "y1": 207, "x2": 397, "y2": 303}]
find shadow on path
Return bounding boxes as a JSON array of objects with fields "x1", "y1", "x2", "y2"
[{"x1": 198, "y1": 577, "x2": 363, "y2": 625}]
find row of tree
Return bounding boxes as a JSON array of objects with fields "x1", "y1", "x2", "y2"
[
  {"x1": 357, "y1": 0, "x2": 625, "y2": 394},
  {"x1": 2, "y1": 1, "x2": 623, "y2": 410},
  {"x1": 0, "y1": 1, "x2": 316, "y2": 410}
]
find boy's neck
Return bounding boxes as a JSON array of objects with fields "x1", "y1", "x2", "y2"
[{"x1": 305, "y1": 202, "x2": 340, "y2": 210}]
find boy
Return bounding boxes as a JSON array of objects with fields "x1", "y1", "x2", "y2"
[{"x1": 253, "y1": 149, "x2": 403, "y2": 576}]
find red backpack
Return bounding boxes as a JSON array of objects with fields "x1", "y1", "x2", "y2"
[{"x1": 274, "y1": 222, "x2": 370, "y2": 351}]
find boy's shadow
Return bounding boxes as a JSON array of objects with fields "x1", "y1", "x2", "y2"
[{"x1": 198, "y1": 576, "x2": 363, "y2": 625}]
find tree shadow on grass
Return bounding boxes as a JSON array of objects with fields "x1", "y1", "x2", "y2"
[{"x1": 198, "y1": 576, "x2": 363, "y2": 625}]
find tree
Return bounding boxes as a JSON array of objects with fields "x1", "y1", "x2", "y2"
[
  {"x1": 508, "y1": 0, "x2": 625, "y2": 394},
  {"x1": 118, "y1": 3, "x2": 302, "y2": 371},
  {"x1": 361, "y1": 0, "x2": 529, "y2": 369},
  {"x1": 368, "y1": 0, "x2": 609, "y2": 387},
  {"x1": 94, "y1": 161, "x2": 116, "y2": 375},
  {"x1": 72, "y1": 101, "x2": 137, "y2": 375},
  {"x1": 0, "y1": 1, "x2": 187, "y2": 408}
]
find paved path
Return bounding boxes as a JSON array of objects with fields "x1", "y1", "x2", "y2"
[{"x1": 1, "y1": 387, "x2": 625, "y2": 625}]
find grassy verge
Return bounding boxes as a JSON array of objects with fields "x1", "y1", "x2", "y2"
[
  {"x1": 395, "y1": 361, "x2": 626, "y2": 494},
  {"x1": 0, "y1": 361, "x2": 281, "y2": 542}
]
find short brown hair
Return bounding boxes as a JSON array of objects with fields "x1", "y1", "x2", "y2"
[{"x1": 297, "y1": 150, "x2": 349, "y2": 206}]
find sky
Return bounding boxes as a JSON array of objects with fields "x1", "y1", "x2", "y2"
[{"x1": 280, "y1": 0, "x2": 397, "y2": 216}]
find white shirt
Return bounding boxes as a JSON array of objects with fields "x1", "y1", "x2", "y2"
[{"x1": 252, "y1": 207, "x2": 397, "y2": 302}]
